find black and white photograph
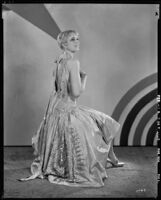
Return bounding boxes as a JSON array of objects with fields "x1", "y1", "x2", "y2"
[{"x1": 3, "y1": 2, "x2": 159, "y2": 198}]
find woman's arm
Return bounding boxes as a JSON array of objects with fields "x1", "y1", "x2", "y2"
[
  {"x1": 80, "y1": 71, "x2": 87, "y2": 92},
  {"x1": 67, "y1": 60, "x2": 86, "y2": 98}
]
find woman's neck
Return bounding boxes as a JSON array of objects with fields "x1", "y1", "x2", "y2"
[{"x1": 64, "y1": 50, "x2": 74, "y2": 60}]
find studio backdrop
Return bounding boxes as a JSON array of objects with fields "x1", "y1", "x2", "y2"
[{"x1": 3, "y1": 4, "x2": 158, "y2": 146}]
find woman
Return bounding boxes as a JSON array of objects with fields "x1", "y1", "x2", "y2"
[{"x1": 19, "y1": 30, "x2": 124, "y2": 187}]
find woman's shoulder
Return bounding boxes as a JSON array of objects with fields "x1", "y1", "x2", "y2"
[
  {"x1": 66, "y1": 59, "x2": 80, "y2": 72},
  {"x1": 67, "y1": 59, "x2": 80, "y2": 65}
]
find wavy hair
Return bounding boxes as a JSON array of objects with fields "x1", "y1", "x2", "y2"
[{"x1": 57, "y1": 30, "x2": 79, "y2": 50}]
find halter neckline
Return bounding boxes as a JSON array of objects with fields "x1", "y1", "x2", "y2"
[{"x1": 54, "y1": 51, "x2": 73, "y2": 64}]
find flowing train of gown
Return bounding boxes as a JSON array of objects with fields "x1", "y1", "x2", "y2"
[{"x1": 19, "y1": 56, "x2": 121, "y2": 187}]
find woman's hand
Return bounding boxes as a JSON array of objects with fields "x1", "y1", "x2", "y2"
[
  {"x1": 79, "y1": 70, "x2": 87, "y2": 92},
  {"x1": 80, "y1": 70, "x2": 87, "y2": 79}
]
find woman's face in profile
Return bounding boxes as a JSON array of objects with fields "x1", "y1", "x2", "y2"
[{"x1": 64, "y1": 33, "x2": 80, "y2": 53}]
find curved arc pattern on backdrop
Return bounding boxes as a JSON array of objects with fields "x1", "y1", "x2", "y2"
[
  {"x1": 141, "y1": 113, "x2": 157, "y2": 145},
  {"x1": 114, "y1": 82, "x2": 157, "y2": 145},
  {"x1": 146, "y1": 120, "x2": 157, "y2": 146},
  {"x1": 120, "y1": 89, "x2": 157, "y2": 146},
  {"x1": 128, "y1": 99, "x2": 157, "y2": 146},
  {"x1": 112, "y1": 73, "x2": 157, "y2": 146},
  {"x1": 133, "y1": 103, "x2": 157, "y2": 145}
]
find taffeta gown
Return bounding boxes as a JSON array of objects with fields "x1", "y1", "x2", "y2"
[{"x1": 22, "y1": 55, "x2": 121, "y2": 187}]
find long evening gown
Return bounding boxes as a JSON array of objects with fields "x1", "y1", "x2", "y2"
[{"x1": 20, "y1": 55, "x2": 121, "y2": 187}]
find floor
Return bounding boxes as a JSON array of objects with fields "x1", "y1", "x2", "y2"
[{"x1": 3, "y1": 146, "x2": 158, "y2": 198}]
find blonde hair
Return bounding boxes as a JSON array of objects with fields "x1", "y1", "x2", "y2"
[{"x1": 57, "y1": 30, "x2": 79, "y2": 50}]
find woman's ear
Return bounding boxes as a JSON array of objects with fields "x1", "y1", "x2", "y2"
[{"x1": 62, "y1": 42, "x2": 68, "y2": 50}]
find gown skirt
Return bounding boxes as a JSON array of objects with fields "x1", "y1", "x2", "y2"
[{"x1": 21, "y1": 57, "x2": 121, "y2": 187}]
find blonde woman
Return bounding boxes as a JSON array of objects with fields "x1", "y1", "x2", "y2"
[{"x1": 19, "y1": 30, "x2": 124, "y2": 187}]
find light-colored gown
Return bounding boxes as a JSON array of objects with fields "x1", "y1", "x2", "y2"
[{"x1": 22, "y1": 55, "x2": 120, "y2": 187}]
